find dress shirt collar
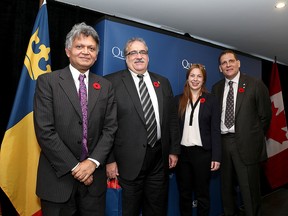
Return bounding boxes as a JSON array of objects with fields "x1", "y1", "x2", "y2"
[
  {"x1": 129, "y1": 69, "x2": 149, "y2": 78},
  {"x1": 69, "y1": 64, "x2": 89, "y2": 84},
  {"x1": 225, "y1": 71, "x2": 240, "y2": 86}
]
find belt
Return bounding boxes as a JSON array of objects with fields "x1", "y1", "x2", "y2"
[
  {"x1": 148, "y1": 139, "x2": 161, "y2": 148},
  {"x1": 221, "y1": 133, "x2": 235, "y2": 137}
]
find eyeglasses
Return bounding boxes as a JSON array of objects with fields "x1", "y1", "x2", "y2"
[
  {"x1": 126, "y1": 50, "x2": 148, "y2": 57},
  {"x1": 220, "y1": 59, "x2": 237, "y2": 67}
]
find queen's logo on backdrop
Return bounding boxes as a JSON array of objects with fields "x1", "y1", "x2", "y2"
[{"x1": 112, "y1": 46, "x2": 125, "y2": 60}]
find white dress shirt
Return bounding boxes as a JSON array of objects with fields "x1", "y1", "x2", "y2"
[
  {"x1": 221, "y1": 71, "x2": 240, "y2": 134},
  {"x1": 181, "y1": 101, "x2": 202, "y2": 147},
  {"x1": 130, "y1": 70, "x2": 161, "y2": 140}
]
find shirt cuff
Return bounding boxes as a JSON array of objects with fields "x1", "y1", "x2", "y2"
[
  {"x1": 71, "y1": 162, "x2": 80, "y2": 171},
  {"x1": 88, "y1": 158, "x2": 100, "y2": 168}
]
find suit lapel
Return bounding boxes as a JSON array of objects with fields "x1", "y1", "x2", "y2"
[
  {"x1": 121, "y1": 70, "x2": 146, "y2": 123},
  {"x1": 218, "y1": 80, "x2": 225, "y2": 111},
  {"x1": 88, "y1": 74, "x2": 101, "y2": 118},
  {"x1": 149, "y1": 73, "x2": 163, "y2": 124},
  {"x1": 235, "y1": 74, "x2": 247, "y2": 116},
  {"x1": 59, "y1": 68, "x2": 82, "y2": 118},
  {"x1": 198, "y1": 93, "x2": 206, "y2": 120}
]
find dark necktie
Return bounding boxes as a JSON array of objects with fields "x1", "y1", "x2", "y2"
[
  {"x1": 224, "y1": 81, "x2": 234, "y2": 129},
  {"x1": 79, "y1": 74, "x2": 88, "y2": 160},
  {"x1": 189, "y1": 97, "x2": 201, "y2": 126},
  {"x1": 137, "y1": 74, "x2": 157, "y2": 147}
]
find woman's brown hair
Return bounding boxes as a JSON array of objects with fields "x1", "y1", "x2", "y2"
[{"x1": 178, "y1": 64, "x2": 208, "y2": 119}]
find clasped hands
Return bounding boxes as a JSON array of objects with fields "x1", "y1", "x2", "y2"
[{"x1": 72, "y1": 159, "x2": 97, "y2": 186}]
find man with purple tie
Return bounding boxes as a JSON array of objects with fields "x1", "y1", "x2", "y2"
[{"x1": 33, "y1": 22, "x2": 117, "y2": 216}]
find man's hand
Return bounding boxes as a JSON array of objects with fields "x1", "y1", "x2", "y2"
[
  {"x1": 106, "y1": 162, "x2": 119, "y2": 179},
  {"x1": 72, "y1": 159, "x2": 97, "y2": 183},
  {"x1": 211, "y1": 161, "x2": 220, "y2": 171},
  {"x1": 169, "y1": 154, "x2": 178, "y2": 169},
  {"x1": 83, "y1": 175, "x2": 94, "y2": 186}
]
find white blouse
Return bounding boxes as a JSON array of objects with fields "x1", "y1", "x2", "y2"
[{"x1": 181, "y1": 101, "x2": 203, "y2": 147}]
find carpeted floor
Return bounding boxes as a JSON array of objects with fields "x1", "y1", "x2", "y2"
[{"x1": 262, "y1": 187, "x2": 288, "y2": 216}]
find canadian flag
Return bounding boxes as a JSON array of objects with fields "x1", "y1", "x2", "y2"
[{"x1": 264, "y1": 61, "x2": 288, "y2": 189}]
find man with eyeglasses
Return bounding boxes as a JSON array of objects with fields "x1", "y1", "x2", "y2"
[
  {"x1": 104, "y1": 37, "x2": 181, "y2": 216},
  {"x1": 211, "y1": 50, "x2": 272, "y2": 216}
]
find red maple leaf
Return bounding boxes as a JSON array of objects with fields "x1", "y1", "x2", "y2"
[{"x1": 266, "y1": 101, "x2": 287, "y2": 144}]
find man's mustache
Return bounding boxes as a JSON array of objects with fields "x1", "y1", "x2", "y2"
[{"x1": 135, "y1": 59, "x2": 144, "y2": 63}]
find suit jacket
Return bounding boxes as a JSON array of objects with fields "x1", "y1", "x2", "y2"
[
  {"x1": 211, "y1": 73, "x2": 272, "y2": 164},
  {"x1": 175, "y1": 92, "x2": 222, "y2": 162},
  {"x1": 33, "y1": 66, "x2": 117, "y2": 202},
  {"x1": 105, "y1": 69, "x2": 181, "y2": 180}
]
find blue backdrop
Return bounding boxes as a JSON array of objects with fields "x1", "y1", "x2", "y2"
[{"x1": 91, "y1": 17, "x2": 261, "y2": 216}]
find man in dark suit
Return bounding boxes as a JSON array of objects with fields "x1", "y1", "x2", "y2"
[
  {"x1": 211, "y1": 50, "x2": 272, "y2": 216},
  {"x1": 33, "y1": 22, "x2": 117, "y2": 216},
  {"x1": 105, "y1": 37, "x2": 181, "y2": 216}
]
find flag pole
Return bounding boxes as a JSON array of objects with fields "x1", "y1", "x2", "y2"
[
  {"x1": 0, "y1": 0, "x2": 50, "y2": 214},
  {"x1": 274, "y1": 56, "x2": 277, "y2": 63}
]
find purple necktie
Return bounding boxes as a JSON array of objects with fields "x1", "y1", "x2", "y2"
[{"x1": 79, "y1": 74, "x2": 88, "y2": 160}]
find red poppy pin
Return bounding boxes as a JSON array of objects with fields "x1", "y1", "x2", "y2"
[
  {"x1": 93, "y1": 82, "x2": 101, "y2": 90},
  {"x1": 153, "y1": 81, "x2": 160, "y2": 88},
  {"x1": 238, "y1": 87, "x2": 245, "y2": 93},
  {"x1": 200, "y1": 98, "x2": 206, "y2": 103}
]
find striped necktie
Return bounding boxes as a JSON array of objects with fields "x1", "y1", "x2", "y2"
[{"x1": 137, "y1": 74, "x2": 157, "y2": 147}]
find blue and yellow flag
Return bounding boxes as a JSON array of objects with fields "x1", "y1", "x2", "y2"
[{"x1": 0, "y1": 1, "x2": 51, "y2": 215}]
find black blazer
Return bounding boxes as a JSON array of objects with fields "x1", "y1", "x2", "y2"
[
  {"x1": 175, "y1": 92, "x2": 221, "y2": 162},
  {"x1": 105, "y1": 69, "x2": 181, "y2": 180},
  {"x1": 33, "y1": 66, "x2": 117, "y2": 202},
  {"x1": 211, "y1": 73, "x2": 272, "y2": 164}
]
